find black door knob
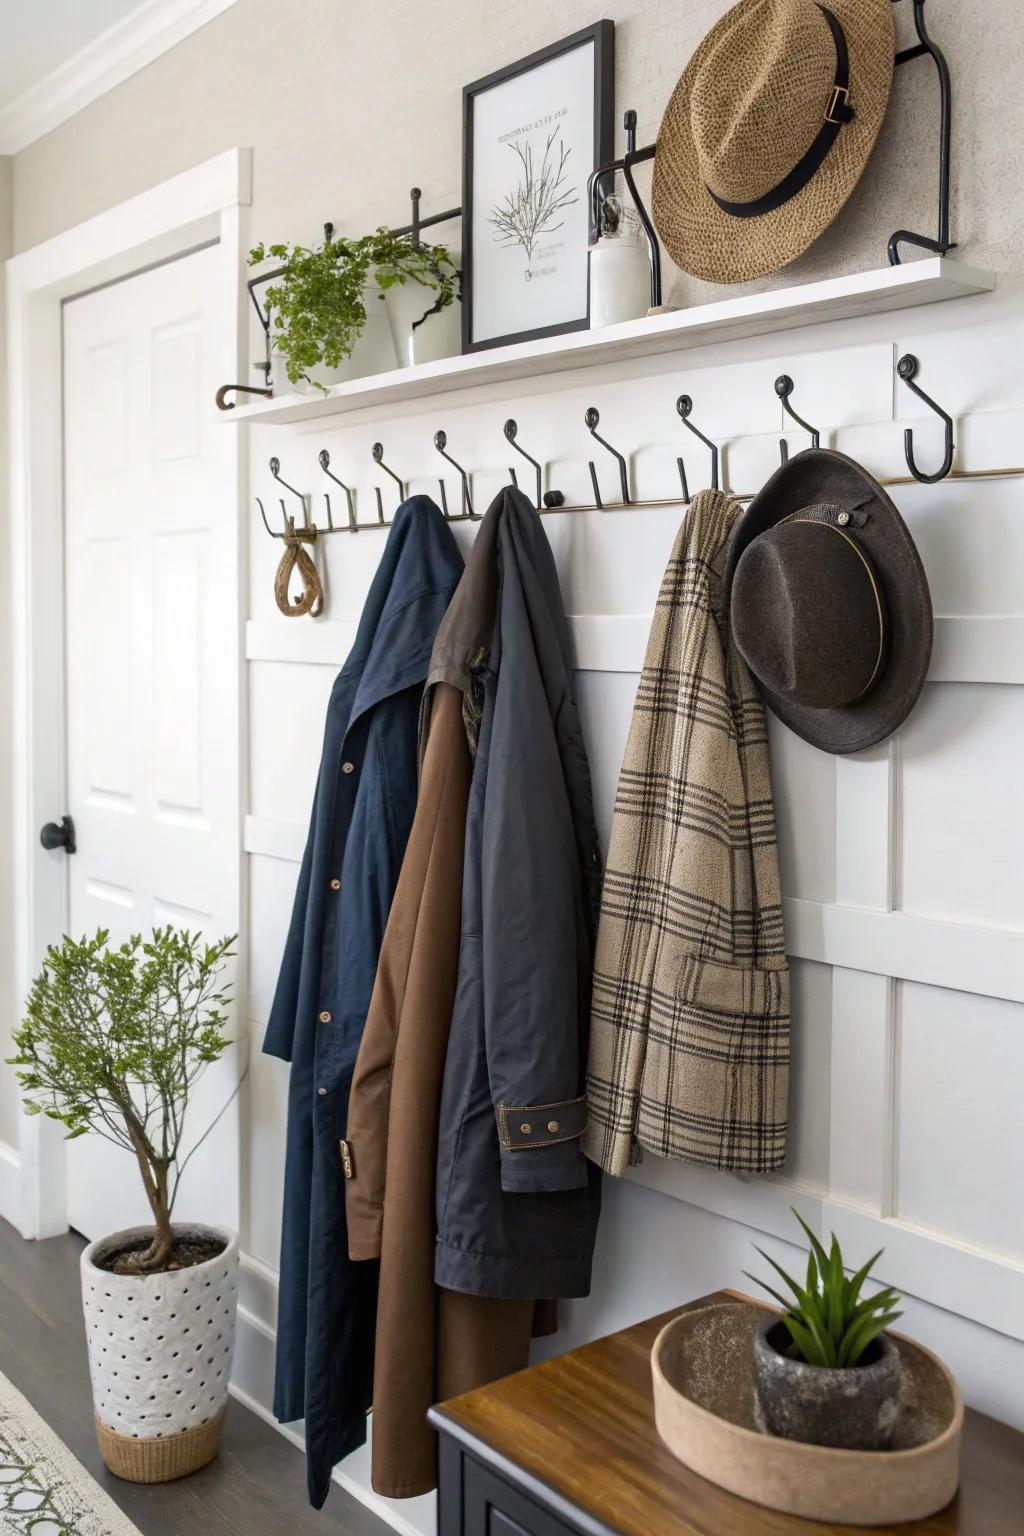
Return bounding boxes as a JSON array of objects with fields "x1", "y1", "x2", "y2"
[{"x1": 40, "y1": 815, "x2": 76, "y2": 854}]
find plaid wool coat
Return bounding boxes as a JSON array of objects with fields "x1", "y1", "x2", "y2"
[{"x1": 583, "y1": 488, "x2": 790, "y2": 1177}]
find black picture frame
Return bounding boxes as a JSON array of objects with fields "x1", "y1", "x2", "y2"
[{"x1": 461, "y1": 21, "x2": 615, "y2": 354}]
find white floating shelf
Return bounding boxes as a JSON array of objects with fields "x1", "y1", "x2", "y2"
[{"x1": 226, "y1": 258, "x2": 993, "y2": 427}]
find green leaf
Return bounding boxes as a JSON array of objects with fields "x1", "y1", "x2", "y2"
[
  {"x1": 839, "y1": 1312, "x2": 902, "y2": 1368},
  {"x1": 780, "y1": 1312, "x2": 830, "y2": 1368},
  {"x1": 792, "y1": 1207, "x2": 832, "y2": 1282},
  {"x1": 844, "y1": 1247, "x2": 885, "y2": 1312}
]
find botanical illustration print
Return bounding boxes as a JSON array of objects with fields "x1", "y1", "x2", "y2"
[
  {"x1": 0, "y1": 1376, "x2": 140, "y2": 1536},
  {"x1": 489, "y1": 129, "x2": 579, "y2": 261}
]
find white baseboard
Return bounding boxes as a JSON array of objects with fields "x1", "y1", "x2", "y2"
[
  {"x1": 231, "y1": 1272, "x2": 435, "y2": 1536},
  {"x1": 0, "y1": 1140, "x2": 22, "y2": 1234}
]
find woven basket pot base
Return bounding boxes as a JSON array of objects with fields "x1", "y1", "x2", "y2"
[{"x1": 95, "y1": 1406, "x2": 226, "y2": 1484}]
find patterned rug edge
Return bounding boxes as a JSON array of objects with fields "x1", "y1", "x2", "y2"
[{"x1": 0, "y1": 1366, "x2": 142, "y2": 1536}]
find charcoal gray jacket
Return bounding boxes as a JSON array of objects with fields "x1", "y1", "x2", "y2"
[{"x1": 432, "y1": 485, "x2": 602, "y2": 1299}]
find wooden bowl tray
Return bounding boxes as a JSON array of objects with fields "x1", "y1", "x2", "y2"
[{"x1": 651, "y1": 1299, "x2": 962, "y2": 1526}]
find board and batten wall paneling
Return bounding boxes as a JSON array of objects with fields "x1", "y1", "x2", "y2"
[{"x1": 240, "y1": 308, "x2": 1024, "y2": 1536}]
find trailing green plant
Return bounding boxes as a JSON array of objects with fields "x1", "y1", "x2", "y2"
[
  {"x1": 248, "y1": 227, "x2": 459, "y2": 388},
  {"x1": 746, "y1": 1209, "x2": 903, "y2": 1369},
  {"x1": 8, "y1": 927, "x2": 237, "y2": 1273}
]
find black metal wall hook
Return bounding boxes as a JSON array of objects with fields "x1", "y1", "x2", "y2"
[
  {"x1": 503, "y1": 419, "x2": 565, "y2": 510},
  {"x1": 585, "y1": 407, "x2": 631, "y2": 508},
  {"x1": 896, "y1": 353, "x2": 954, "y2": 483},
  {"x1": 318, "y1": 449, "x2": 357, "y2": 533},
  {"x1": 269, "y1": 457, "x2": 311, "y2": 524},
  {"x1": 371, "y1": 442, "x2": 405, "y2": 524},
  {"x1": 775, "y1": 375, "x2": 821, "y2": 465},
  {"x1": 675, "y1": 395, "x2": 720, "y2": 502},
  {"x1": 888, "y1": 0, "x2": 954, "y2": 265},
  {"x1": 255, "y1": 498, "x2": 285, "y2": 540},
  {"x1": 434, "y1": 431, "x2": 475, "y2": 521}
]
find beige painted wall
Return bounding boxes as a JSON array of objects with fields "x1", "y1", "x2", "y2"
[{"x1": 10, "y1": 0, "x2": 1024, "y2": 286}]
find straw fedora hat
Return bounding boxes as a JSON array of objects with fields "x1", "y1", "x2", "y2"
[
  {"x1": 724, "y1": 449, "x2": 932, "y2": 755},
  {"x1": 652, "y1": 0, "x2": 895, "y2": 283}
]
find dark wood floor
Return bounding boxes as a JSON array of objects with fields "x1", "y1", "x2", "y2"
[{"x1": 0, "y1": 1216, "x2": 389, "y2": 1535}]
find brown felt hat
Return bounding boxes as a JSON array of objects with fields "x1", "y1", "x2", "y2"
[
  {"x1": 652, "y1": 0, "x2": 895, "y2": 283},
  {"x1": 724, "y1": 449, "x2": 932, "y2": 755}
]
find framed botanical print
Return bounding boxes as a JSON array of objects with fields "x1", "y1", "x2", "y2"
[{"x1": 462, "y1": 21, "x2": 614, "y2": 353}]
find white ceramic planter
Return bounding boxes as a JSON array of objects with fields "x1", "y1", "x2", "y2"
[
  {"x1": 81, "y1": 1223, "x2": 238, "y2": 1482},
  {"x1": 384, "y1": 282, "x2": 461, "y2": 367},
  {"x1": 271, "y1": 286, "x2": 398, "y2": 394},
  {"x1": 588, "y1": 236, "x2": 652, "y2": 328}
]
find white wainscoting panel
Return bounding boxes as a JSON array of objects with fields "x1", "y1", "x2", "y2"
[{"x1": 239, "y1": 293, "x2": 1024, "y2": 1517}]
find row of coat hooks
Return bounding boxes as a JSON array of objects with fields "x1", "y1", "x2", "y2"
[{"x1": 257, "y1": 353, "x2": 960, "y2": 548}]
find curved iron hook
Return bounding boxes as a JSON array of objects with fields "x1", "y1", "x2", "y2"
[
  {"x1": 585, "y1": 407, "x2": 631, "y2": 507},
  {"x1": 434, "y1": 430, "x2": 475, "y2": 520},
  {"x1": 675, "y1": 395, "x2": 720, "y2": 502},
  {"x1": 216, "y1": 382, "x2": 273, "y2": 411},
  {"x1": 371, "y1": 442, "x2": 405, "y2": 525},
  {"x1": 503, "y1": 419, "x2": 545, "y2": 510},
  {"x1": 318, "y1": 449, "x2": 357, "y2": 532},
  {"x1": 269, "y1": 457, "x2": 310, "y2": 524},
  {"x1": 775, "y1": 375, "x2": 821, "y2": 465},
  {"x1": 255, "y1": 497, "x2": 285, "y2": 540},
  {"x1": 897, "y1": 353, "x2": 954, "y2": 484}
]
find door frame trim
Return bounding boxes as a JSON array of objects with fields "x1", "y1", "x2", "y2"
[{"x1": 5, "y1": 148, "x2": 252, "y2": 1238}]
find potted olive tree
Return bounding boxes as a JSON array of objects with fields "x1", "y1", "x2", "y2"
[
  {"x1": 249, "y1": 225, "x2": 460, "y2": 392},
  {"x1": 747, "y1": 1211, "x2": 904, "y2": 1451},
  {"x1": 8, "y1": 926, "x2": 239, "y2": 1483}
]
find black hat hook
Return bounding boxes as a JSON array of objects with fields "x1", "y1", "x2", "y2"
[
  {"x1": 896, "y1": 354, "x2": 954, "y2": 484},
  {"x1": 371, "y1": 442, "x2": 405, "y2": 525},
  {"x1": 585, "y1": 406, "x2": 631, "y2": 508},
  {"x1": 775, "y1": 375, "x2": 820, "y2": 465},
  {"x1": 434, "y1": 430, "x2": 476, "y2": 521},
  {"x1": 318, "y1": 449, "x2": 357, "y2": 532},
  {"x1": 675, "y1": 394, "x2": 720, "y2": 503}
]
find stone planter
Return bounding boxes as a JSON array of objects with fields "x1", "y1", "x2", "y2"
[
  {"x1": 81, "y1": 1224, "x2": 238, "y2": 1483},
  {"x1": 753, "y1": 1315, "x2": 901, "y2": 1450}
]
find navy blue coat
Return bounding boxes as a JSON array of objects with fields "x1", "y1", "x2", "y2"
[
  {"x1": 263, "y1": 497, "x2": 462, "y2": 1508},
  {"x1": 434, "y1": 487, "x2": 602, "y2": 1301}
]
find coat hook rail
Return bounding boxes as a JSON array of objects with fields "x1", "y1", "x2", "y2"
[
  {"x1": 318, "y1": 449, "x2": 357, "y2": 532},
  {"x1": 776, "y1": 375, "x2": 821, "y2": 465},
  {"x1": 434, "y1": 431, "x2": 476, "y2": 521},
  {"x1": 586, "y1": 407, "x2": 631, "y2": 508},
  {"x1": 896, "y1": 353, "x2": 954, "y2": 483}
]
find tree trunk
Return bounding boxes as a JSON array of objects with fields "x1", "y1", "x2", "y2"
[{"x1": 123, "y1": 1121, "x2": 175, "y2": 1272}]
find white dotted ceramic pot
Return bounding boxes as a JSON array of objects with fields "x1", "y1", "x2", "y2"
[{"x1": 81, "y1": 1224, "x2": 238, "y2": 1483}]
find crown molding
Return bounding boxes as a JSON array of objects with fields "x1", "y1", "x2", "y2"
[{"x1": 0, "y1": 0, "x2": 243, "y2": 155}]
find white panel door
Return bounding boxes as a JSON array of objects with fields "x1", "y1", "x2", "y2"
[{"x1": 62, "y1": 245, "x2": 240, "y2": 1241}]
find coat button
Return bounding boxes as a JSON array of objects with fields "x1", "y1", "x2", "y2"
[
  {"x1": 318, "y1": 1087, "x2": 327, "y2": 1098},
  {"x1": 329, "y1": 878, "x2": 341, "y2": 891},
  {"x1": 319, "y1": 1010, "x2": 332, "y2": 1024},
  {"x1": 547, "y1": 1120, "x2": 559, "y2": 1133},
  {"x1": 520, "y1": 1122, "x2": 532, "y2": 1135},
  {"x1": 341, "y1": 761, "x2": 355, "y2": 774}
]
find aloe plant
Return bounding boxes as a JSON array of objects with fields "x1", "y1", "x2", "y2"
[{"x1": 746, "y1": 1210, "x2": 903, "y2": 1369}]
